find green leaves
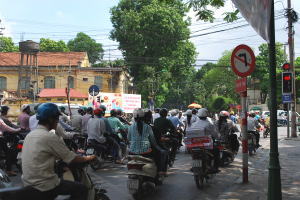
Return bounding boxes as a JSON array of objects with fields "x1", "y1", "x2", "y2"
[
  {"x1": 40, "y1": 38, "x2": 69, "y2": 52},
  {"x1": 111, "y1": 0, "x2": 197, "y2": 107},
  {"x1": 0, "y1": 37, "x2": 18, "y2": 52},
  {"x1": 67, "y1": 32, "x2": 104, "y2": 64},
  {"x1": 188, "y1": 0, "x2": 239, "y2": 22}
]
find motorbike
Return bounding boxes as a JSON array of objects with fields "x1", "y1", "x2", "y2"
[
  {"x1": 184, "y1": 136, "x2": 218, "y2": 189},
  {"x1": 247, "y1": 132, "x2": 257, "y2": 156},
  {"x1": 127, "y1": 154, "x2": 163, "y2": 200},
  {"x1": 161, "y1": 132, "x2": 179, "y2": 168}
]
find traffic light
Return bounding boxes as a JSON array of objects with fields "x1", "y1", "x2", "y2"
[
  {"x1": 282, "y1": 63, "x2": 291, "y2": 71},
  {"x1": 97, "y1": 96, "x2": 100, "y2": 103},
  {"x1": 282, "y1": 72, "x2": 293, "y2": 94}
]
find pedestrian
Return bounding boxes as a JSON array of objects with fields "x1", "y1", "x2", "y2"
[{"x1": 81, "y1": 107, "x2": 93, "y2": 135}]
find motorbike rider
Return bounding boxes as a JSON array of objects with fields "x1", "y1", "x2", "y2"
[
  {"x1": 247, "y1": 111, "x2": 261, "y2": 148},
  {"x1": 21, "y1": 103, "x2": 95, "y2": 200},
  {"x1": 70, "y1": 109, "x2": 83, "y2": 133},
  {"x1": 168, "y1": 109, "x2": 184, "y2": 146},
  {"x1": 191, "y1": 109, "x2": 199, "y2": 123},
  {"x1": 215, "y1": 111, "x2": 240, "y2": 153},
  {"x1": 128, "y1": 109, "x2": 165, "y2": 174},
  {"x1": 87, "y1": 108, "x2": 123, "y2": 164},
  {"x1": 81, "y1": 107, "x2": 93, "y2": 135},
  {"x1": 143, "y1": 109, "x2": 168, "y2": 174},
  {"x1": 59, "y1": 106, "x2": 70, "y2": 123},
  {"x1": 108, "y1": 109, "x2": 127, "y2": 142},
  {"x1": 186, "y1": 108, "x2": 220, "y2": 173},
  {"x1": 29, "y1": 104, "x2": 41, "y2": 131},
  {"x1": 116, "y1": 109, "x2": 131, "y2": 126},
  {"x1": 0, "y1": 106, "x2": 21, "y2": 176},
  {"x1": 1, "y1": 106, "x2": 19, "y2": 129},
  {"x1": 152, "y1": 108, "x2": 161, "y2": 122},
  {"x1": 18, "y1": 104, "x2": 31, "y2": 135}
]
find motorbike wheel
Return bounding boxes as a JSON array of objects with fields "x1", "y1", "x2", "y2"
[
  {"x1": 194, "y1": 175, "x2": 204, "y2": 189},
  {"x1": 132, "y1": 191, "x2": 143, "y2": 200},
  {"x1": 95, "y1": 193, "x2": 110, "y2": 200}
]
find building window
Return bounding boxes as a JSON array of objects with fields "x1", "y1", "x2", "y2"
[
  {"x1": 83, "y1": 78, "x2": 88, "y2": 82},
  {"x1": 20, "y1": 77, "x2": 30, "y2": 90},
  {"x1": 44, "y1": 76, "x2": 55, "y2": 88},
  {"x1": 0, "y1": 76, "x2": 7, "y2": 90},
  {"x1": 68, "y1": 76, "x2": 74, "y2": 89},
  {"x1": 94, "y1": 76, "x2": 103, "y2": 90},
  {"x1": 46, "y1": 98, "x2": 51, "y2": 101},
  {"x1": 70, "y1": 98, "x2": 75, "y2": 101},
  {"x1": 57, "y1": 98, "x2": 63, "y2": 101}
]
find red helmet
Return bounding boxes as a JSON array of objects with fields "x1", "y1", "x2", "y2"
[{"x1": 94, "y1": 108, "x2": 103, "y2": 116}]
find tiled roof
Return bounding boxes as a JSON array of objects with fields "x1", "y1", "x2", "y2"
[
  {"x1": 39, "y1": 88, "x2": 88, "y2": 98},
  {"x1": 0, "y1": 52, "x2": 87, "y2": 66}
]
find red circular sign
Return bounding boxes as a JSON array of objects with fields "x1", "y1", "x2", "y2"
[{"x1": 231, "y1": 44, "x2": 256, "y2": 77}]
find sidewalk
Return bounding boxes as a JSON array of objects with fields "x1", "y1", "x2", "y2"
[{"x1": 217, "y1": 131, "x2": 300, "y2": 200}]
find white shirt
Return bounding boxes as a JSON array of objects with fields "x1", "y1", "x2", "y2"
[
  {"x1": 87, "y1": 117, "x2": 106, "y2": 143},
  {"x1": 186, "y1": 118, "x2": 219, "y2": 139},
  {"x1": 247, "y1": 117, "x2": 258, "y2": 132},
  {"x1": 29, "y1": 114, "x2": 39, "y2": 131},
  {"x1": 22, "y1": 125, "x2": 76, "y2": 191},
  {"x1": 152, "y1": 113, "x2": 160, "y2": 122}
]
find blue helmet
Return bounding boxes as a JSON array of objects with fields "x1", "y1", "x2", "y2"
[{"x1": 36, "y1": 103, "x2": 61, "y2": 121}]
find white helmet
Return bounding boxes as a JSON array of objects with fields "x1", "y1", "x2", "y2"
[
  {"x1": 170, "y1": 109, "x2": 177, "y2": 116},
  {"x1": 185, "y1": 109, "x2": 192, "y2": 116},
  {"x1": 197, "y1": 108, "x2": 208, "y2": 117},
  {"x1": 219, "y1": 111, "x2": 230, "y2": 117},
  {"x1": 133, "y1": 108, "x2": 145, "y2": 118},
  {"x1": 21, "y1": 104, "x2": 29, "y2": 112}
]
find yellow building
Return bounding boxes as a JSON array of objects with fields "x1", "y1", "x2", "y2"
[{"x1": 0, "y1": 51, "x2": 132, "y2": 116}]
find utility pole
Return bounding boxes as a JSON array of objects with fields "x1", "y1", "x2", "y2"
[
  {"x1": 287, "y1": 0, "x2": 298, "y2": 138},
  {"x1": 268, "y1": 1, "x2": 282, "y2": 199}
]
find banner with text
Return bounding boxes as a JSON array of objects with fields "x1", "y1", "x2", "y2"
[{"x1": 88, "y1": 93, "x2": 141, "y2": 113}]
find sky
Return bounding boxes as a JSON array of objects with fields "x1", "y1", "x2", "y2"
[{"x1": 0, "y1": 0, "x2": 299, "y2": 67}]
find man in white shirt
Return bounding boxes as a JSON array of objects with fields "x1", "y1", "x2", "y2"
[
  {"x1": 22, "y1": 103, "x2": 95, "y2": 199},
  {"x1": 152, "y1": 108, "x2": 161, "y2": 123}
]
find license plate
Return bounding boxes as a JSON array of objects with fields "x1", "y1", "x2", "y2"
[
  {"x1": 86, "y1": 148, "x2": 94, "y2": 155},
  {"x1": 17, "y1": 152, "x2": 22, "y2": 160},
  {"x1": 192, "y1": 160, "x2": 202, "y2": 167},
  {"x1": 127, "y1": 179, "x2": 139, "y2": 190}
]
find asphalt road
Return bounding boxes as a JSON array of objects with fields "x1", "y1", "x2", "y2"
[{"x1": 10, "y1": 127, "x2": 295, "y2": 200}]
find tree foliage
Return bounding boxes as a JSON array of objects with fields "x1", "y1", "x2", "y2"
[
  {"x1": 68, "y1": 32, "x2": 104, "y2": 64},
  {"x1": 188, "y1": 0, "x2": 239, "y2": 22},
  {"x1": 208, "y1": 96, "x2": 234, "y2": 113},
  {"x1": 251, "y1": 43, "x2": 287, "y2": 103},
  {"x1": 40, "y1": 38, "x2": 69, "y2": 52},
  {"x1": 0, "y1": 37, "x2": 18, "y2": 52},
  {"x1": 110, "y1": 0, "x2": 197, "y2": 107},
  {"x1": 296, "y1": 57, "x2": 300, "y2": 67}
]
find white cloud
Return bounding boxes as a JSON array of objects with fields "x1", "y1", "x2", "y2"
[{"x1": 0, "y1": 13, "x2": 14, "y2": 38}]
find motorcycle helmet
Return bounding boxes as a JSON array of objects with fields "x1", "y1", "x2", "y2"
[
  {"x1": 185, "y1": 109, "x2": 192, "y2": 116},
  {"x1": 133, "y1": 108, "x2": 145, "y2": 118},
  {"x1": 99, "y1": 105, "x2": 107, "y2": 112},
  {"x1": 170, "y1": 109, "x2": 177, "y2": 116},
  {"x1": 159, "y1": 108, "x2": 168, "y2": 117},
  {"x1": 1, "y1": 106, "x2": 9, "y2": 114},
  {"x1": 37, "y1": 103, "x2": 61, "y2": 121},
  {"x1": 110, "y1": 109, "x2": 117, "y2": 117},
  {"x1": 219, "y1": 111, "x2": 230, "y2": 117},
  {"x1": 197, "y1": 108, "x2": 208, "y2": 118},
  {"x1": 94, "y1": 108, "x2": 104, "y2": 116}
]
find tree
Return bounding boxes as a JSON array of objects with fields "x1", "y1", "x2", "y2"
[
  {"x1": 40, "y1": 38, "x2": 69, "y2": 52},
  {"x1": 208, "y1": 96, "x2": 234, "y2": 113},
  {"x1": 252, "y1": 43, "x2": 287, "y2": 103},
  {"x1": 295, "y1": 57, "x2": 300, "y2": 67},
  {"x1": 188, "y1": 0, "x2": 239, "y2": 22},
  {"x1": 68, "y1": 32, "x2": 104, "y2": 64},
  {"x1": 110, "y1": 0, "x2": 196, "y2": 106},
  {"x1": 199, "y1": 51, "x2": 238, "y2": 106},
  {"x1": 0, "y1": 37, "x2": 18, "y2": 52}
]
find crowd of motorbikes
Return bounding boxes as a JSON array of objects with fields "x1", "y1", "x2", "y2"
[{"x1": 0, "y1": 108, "x2": 270, "y2": 200}]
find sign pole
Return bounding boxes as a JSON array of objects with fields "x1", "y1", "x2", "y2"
[
  {"x1": 287, "y1": 103, "x2": 290, "y2": 138},
  {"x1": 267, "y1": 1, "x2": 282, "y2": 199},
  {"x1": 241, "y1": 88, "x2": 248, "y2": 183}
]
